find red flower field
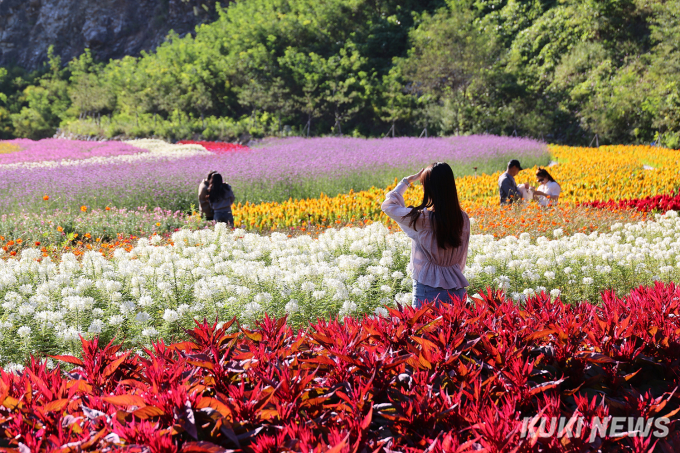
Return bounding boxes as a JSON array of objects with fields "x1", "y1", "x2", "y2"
[
  {"x1": 1, "y1": 283, "x2": 679, "y2": 452},
  {"x1": 583, "y1": 192, "x2": 680, "y2": 213}
]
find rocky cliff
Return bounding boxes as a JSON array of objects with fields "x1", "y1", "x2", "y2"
[{"x1": 0, "y1": 0, "x2": 223, "y2": 70}]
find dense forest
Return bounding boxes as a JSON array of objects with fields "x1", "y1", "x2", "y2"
[{"x1": 0, "y1": 0, "x2": 679, "y2": 146}]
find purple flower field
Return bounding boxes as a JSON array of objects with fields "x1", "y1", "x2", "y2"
[
  {"x1": 0, "y1": 139, "x2": 145, "y2": 165},
  {"x1": 0, "y1": 135, "x2": 549, "y2": 214}
]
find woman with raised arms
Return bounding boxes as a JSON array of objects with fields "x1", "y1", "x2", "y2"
[{"x1": 381, "y1": 162, "x2": 470, "y2": 308}]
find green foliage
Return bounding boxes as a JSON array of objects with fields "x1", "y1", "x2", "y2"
[
  {"x1": 9, "y1": 48, "x2": 70, "y2": 139},
  {"x1": 0, "y1": 0, "x2": 679, "y2": 145}
]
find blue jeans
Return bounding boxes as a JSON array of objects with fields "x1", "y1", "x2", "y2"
[
  {"x1": 214, "y1": 209, "x2": 234, "y2": 226},
  {"x1": 412, "y1": 280, "x2": 467, "y2": 309}
]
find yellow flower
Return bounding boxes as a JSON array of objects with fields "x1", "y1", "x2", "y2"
[{"x1": 80, "y1": 205, "x2": 87, "y2": 212}]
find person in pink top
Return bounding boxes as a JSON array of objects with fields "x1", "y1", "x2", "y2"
[{"x1": 381, "y1": 162, "x2": 470, "y2": 308}]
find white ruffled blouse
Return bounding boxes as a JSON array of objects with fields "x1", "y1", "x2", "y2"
[{"x1": 381, "y1": 178, "x2": 470, "y2": 290}]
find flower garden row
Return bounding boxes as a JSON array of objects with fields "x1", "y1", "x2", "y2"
[
  {"x1": 3, "y1": 211, "x2": 680, "y2": 366},
  {"x1": 1, "y1": 138, "x2": 675, "y2": 217},
  {"x1": 0, "y1": 284, "x2": 679, "y2": 451},
  {"x1": 0, "y1": 139, "x2": 239, "y2": 166},
  {"x1": 0, "y1": 136, "x2": 549, "y2": 215},
  {"x1": 0, "y1": 199, "x2": 646, "y2": 261},
  {"x1": 230, "y1": 143, "x2": 679, "y2": 231},
  {"x1": 2, "y1": 140, "x2": 670, "y2": 252}
]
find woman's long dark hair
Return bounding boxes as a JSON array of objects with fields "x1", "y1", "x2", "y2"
[
  {"x1": 403, "y1": 162, "x2": 464, "y2": 249},
  {"x1": 208, "y1": 173, "x2": 227, "y2": 203},
  {"x1": 536, "y1": 168, "x2": 558, "y2": 184}
]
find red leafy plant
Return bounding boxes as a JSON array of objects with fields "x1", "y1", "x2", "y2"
[{"x1": 0, "y1": 283, "x2": 678, "y2": 452}]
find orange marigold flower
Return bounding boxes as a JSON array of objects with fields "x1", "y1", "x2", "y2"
[
  {"x1": 34, "y1": 241, "x2": 40, "y2": 246},
  {"x1": 156, "y1": 222, "x2": 161, "y2": 227},
  {"x1": 105, "y1": 206, "x2": 111, "y2": 211},
  {"x1": 57, "y1": 226, "x2": 63, "y2": 232},
  {"x1": 85, "y1": 233, "x2": 91, "y2": 239},
  {"x1": 81, "y1": 205, "x2": 88, "y2": 212},
  {"x1": 43, "y1": 195, "x2": 49, "y2": 201},
  {"x1": 16, "y1": 239, "x2": 22, "y2": 244}
]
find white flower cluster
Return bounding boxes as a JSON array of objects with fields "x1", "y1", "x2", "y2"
[
  {"x1": 0, "y1": 223, "x2": 412, "y2": 363},
  {"x1": 3, "y1": 211, "x2": 680, "y2": 363},
  {"x1": 466, "y1": 211, "x2": 680, "y2": 300}
]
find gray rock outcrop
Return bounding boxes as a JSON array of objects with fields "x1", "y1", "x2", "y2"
[{"x1": 0, "y1": 0, "x2": 223, "y2": 70}]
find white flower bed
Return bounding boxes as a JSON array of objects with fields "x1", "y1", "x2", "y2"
[
  {"x1": 464, "y1": 211, "x2": 680, "y2": 301},
  {"x1": 2, "y1": 212, "x2": 680, "y2": 364}
]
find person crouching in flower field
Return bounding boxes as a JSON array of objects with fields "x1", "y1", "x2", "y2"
[
  {"x1": 531, "y1": 167, "x2": 562, "y2": 206},
  {"x1": 208, "y1": 173, "x2": 235, "y2": 226},
  {"x1": 381, "y1": 162, "x2": 470, "y2": 308},
  {"x1": 198, "y1": 170, "x2": 217, "y2": 220}
]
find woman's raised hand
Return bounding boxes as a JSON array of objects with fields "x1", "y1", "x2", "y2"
[{"x1": 407, "y1": 168, "x2": 425, "y2": 184}]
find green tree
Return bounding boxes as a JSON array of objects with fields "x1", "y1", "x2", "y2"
[
  {"x1": 400, "y1": 4, "x2": 497, "y2": 135},
  {"x1": 11, "y1": 47, "x2": 70, "y2": 139},
  {"x1": 67, "y1": 49, "x2": 116, "y2": 118},
  {"x1": 376, "y1": 67, "x2": 412, "y2": 136}
]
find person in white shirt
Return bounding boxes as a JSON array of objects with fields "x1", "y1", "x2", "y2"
[{"x1": 532, "y1": 168, "x2": 561, "y2": 206}]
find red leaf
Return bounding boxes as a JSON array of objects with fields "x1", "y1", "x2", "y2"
[
  {"x1": 326, "y1": 433, "x2": 350, "y2": 453},
  {"x1": 575, "y1": 352, "x2": 617, "y2": 364},
  {"x1": 66, "y1": 380, "x2": 93, "y2": 393},
  {"x1": 180, "y1": 441, "x2": 227, "y2": 453},
  {"x1": 524, "y1": 329, "x2": 556, "y2": 342},
  {"x1": 170, "y1": 341, "x2": 199, "y2": 352},
  {"x1": 196, "y1": 397, "x2": 232, "y2": 418},
  {"x1": 241, "y1": 329, "x2": 263, "y2": 342},
  {"x1": 529, "y1": 379, "x2": 565, "y2": 396},
  {"x1": 102, "y1": 394, "x2": 146, "y2": 407},
  {"x1": 43, "y1": 398, "x2": 70, "y2": 412},
  {"x1": 49, "y1": 355, "x2": 85, "y2": 367},
  {"x1": 102, "y1": 351, "x2": 131, "y2": 379},
  {"x1": 132, "y1": 405, "x2": 165, "y2": 419},
  {"x1": 187, "y1": 360, "x2": 215, "y2": 371},
  {"x1": 360, "y1": 405, "x2": 373, "y2": 431}
]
